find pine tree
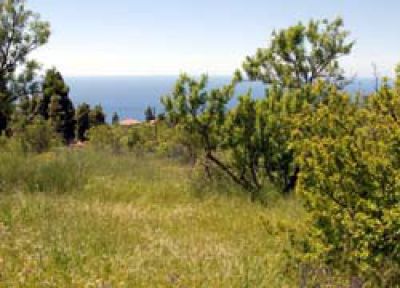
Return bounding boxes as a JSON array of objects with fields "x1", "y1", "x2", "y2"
[
  {"x1": 89, "y1": 105, "x2": 106, "y2": 127},
  {"x1": 144, "y1": 106, "x2": 156, "y2": 122},
  {"x1": 76, "y1": 103, "x2": 90, "y2": 141},
  {"x1": 40, "y1": 68, "x2": 75, "y2": 142},
  {"x1": 39, "y1": 68, "x2": 69, "y2": 119},
  {"x1": 48, "y1": 94, "x2": 62, "y2": 134},
  {"x1": 61, "y1": 93, "x2": 76, "y2": 141},
  {"x1": 111, "y1": 112, "x2": 119, "y2": 125}
]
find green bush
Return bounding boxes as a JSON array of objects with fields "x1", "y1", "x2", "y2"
[
  {"x1": 87, "y1": 125, "x2": 124, "y2": 153},
  {"x1": 293, "y1": 85, "x2": 400, "y2": 286},
  {"x1": 126, "y1": 127, "x2": 142, "y2": 151},
  {"x1": 13, "y1": 117, "x2": 61, "y2": 153}
]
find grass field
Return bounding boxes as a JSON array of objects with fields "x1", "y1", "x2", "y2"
[{"x1": 0, "y1": 149, "x2": 304, "y2": 287}]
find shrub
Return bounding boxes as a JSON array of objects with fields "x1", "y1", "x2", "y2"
[
  {"x1": 293, "y1": 87, "x2": 400, "y2": 286},
  {"x1": 125, "y1": 127, "x2": 142, "y2": 151},
  {"x1": 14, "y1": 117, "x2": 61, "y2": 153},
  {"x1": 87, "y1": 125, "x2": 124, "y2": 153}
]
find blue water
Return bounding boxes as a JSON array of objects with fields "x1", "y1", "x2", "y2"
[{"x1": 65, "y1": 76, "x2": 376, "y2": 122}]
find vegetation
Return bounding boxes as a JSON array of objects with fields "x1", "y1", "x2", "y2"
[
  {"x1": 111, "y1": 111, "x2": 120, "y2": 125},
  {"x1": 144, "y1": 105, "x2": 156, "y2": 122},
  {"x1": 0, "y1": 1, "x2": 398, "y2": 287},
  {"x1": 0, "y1": 145, "x2": 304, "y2": 287},
  {"x1": 162, "y1": 17, "x2": 353, "y2": 197},
  {"x1": 293, "y1": 84, "x2": 400, "y2": 286},
  {"x1": 160, "y1": 17, "x2": 399, "y2": 287},
  {"x1": 243, "y1": 17, "x2": 354, "y2": 88},
  {"x1": 43, "y1": 68, "x2": 76, "y2": 142},
  {"x1": 89, "y1": 104, "x2": 106, "y2": 127},
  {"x1": 75, "y1": 103, "x2": 90, "y2": 141},
  {"x1": 0, "y1": 0, "x2": 50, "y2": 133}
]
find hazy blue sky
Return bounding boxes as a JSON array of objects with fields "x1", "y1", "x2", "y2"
[{"x1": 29, "y1": 0, "x2": 400, "y2": 77}]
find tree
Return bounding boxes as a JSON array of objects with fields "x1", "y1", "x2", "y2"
[
  {"x1": 111, "y1": 112, "x2": 119, "y2": 125},
  {"x1": 48, "y1": 94, "x2": 62, "y2": 134},
  {"x1": 39, "y1": 68, "x2": 68, "y2": 119},
  {"x1": 0, "y1": 0, "x2": 50, "y2": 133},
  {"x1": 144, "y1": 105, "x2": 156, "y2": 122},
  {"x1": 162, "y1": 74, "x2": 260, "y2": 193},
  {"x1": 89, "y1": 104, "x2": 105, "y2": 127},
  {"x1": 9, "y1": 60, "x2": 41, "y2": 116},
  {"x1": 76, "y1": 103, "x2": 90, "y2": 141},
  {"x1": 231, "y1": 18, "x2": 355, "y2": 193},
  {"x1": 162, "y1": 19, "x2": 354, "y2": 196},
  {"x1": 222, "y1": 82, "x2": 323, "y2": 194},
  {"x1": 40, "y1": 68, "x2": 75, "y2": 142},
  {"x1": 243, "y1": 17, "x2": 353, "y2": 88},
  {"x1": 157, "y1": 112, "x2": 166, "y2": 121}
]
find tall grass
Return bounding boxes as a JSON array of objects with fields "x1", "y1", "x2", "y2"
[{"x1": 0, "y1": 147, "x2": 304, "y2": 287}]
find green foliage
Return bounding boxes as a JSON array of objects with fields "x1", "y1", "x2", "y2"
[
  {"x1": 0, "y1": 0, "x2": 50, "y2": 132},
  {"x1": 9, "y1": 60, "x2": 42, "y2": 103},
  {"x1": 39, "y1": 68, "x2": 68, "y2": 119},
  {"x1": 11, "y1": 117, "x2": 60, "y2": 153},
  {"x1": 293, "y1": 84, "x2": 400, "y2": 286},
  {"x1": 160, "y1": 18, "x2": 400, "y2": 284},
  {"x1": 111, "y1": 111, "x2": 119, "y2": 125},
  {"x1": 0, "y1": 11, "x2": 398, "y2": 286},
  {"x1": 87, "y1": 124, "x2": 124, "y2": 153},
  {"x1": 76, "y1": 104, "x2": 107, "y2": 141},
  {"x1": 89, "y1": 104, "x2": 106, "y2": 127},
  {"x1": 39, "y1": 68, "x2": 75, "y2": 142},
  {"x1": 157, "y1": 112, "x2": 166, "y2": 121},
  {"x1": 243, "y1": 17, "x2": 353, "y2": 88},
  {"x1": 162, "y1": 18, "x2": 354, "y2": 199},
  {"x1": 0, "y1": 91, "x2": 15, "y2": 133},
  {"x1": 75, "y1": 103, "x2": 90, "y2": 141},
  {"x1": 125, "y1": 127, "x2": 142, "y2": 151},
  {"x1": 396, "y1": 64, "x2": 400, "y2": 93},
  {"x1": 48, "y1": 94, "x2": 62, "y2": 130},
  {"x1": 8, "y1": 60, "x2": 42, "y2": 130},
  {"x1": 161, "y1": 74, "x2": 262, "y2": 193},
  {"x1": 161, "y1": 77, "x2": 327, "y2": 197},
  {"x1": 144, "y1": 105, "x2": 156, "y2": 122}
]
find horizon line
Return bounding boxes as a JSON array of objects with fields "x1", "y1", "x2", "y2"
[{"x1": 63, "y1": 74, "x2": 377, "y2": 79}]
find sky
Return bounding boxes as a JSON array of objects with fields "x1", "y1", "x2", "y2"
[{"x1": 28, "y1": 0, "x2": 400, "y2": 77}]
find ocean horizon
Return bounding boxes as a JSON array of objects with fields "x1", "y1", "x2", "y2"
[{"x1": 65, "y1": 76, "x2": 378, "y2": 122}]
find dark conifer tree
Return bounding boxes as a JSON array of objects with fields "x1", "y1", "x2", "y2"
[
  {"x1": 112, "y1": 112, "x2": 119, "y2": 125},
  {"x1": 48, "y1": 94, "x2": 62, "y2": 133},
  {"x1": 40, "y1": 68, "x2": 76, "y2": 142},
  {"x1": 89, "y1": 105, "x2": 106, "y2": 127},
  {"x1": 144, "y1": 106, "x2": 156, "y2": 122},
  {"x1": 76, "y1": 103, "x2": 90, "y2": 141}
]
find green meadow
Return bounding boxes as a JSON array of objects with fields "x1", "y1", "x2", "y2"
[{"x1": 0, "y1": 149, "x2": 303, "y2": 287}]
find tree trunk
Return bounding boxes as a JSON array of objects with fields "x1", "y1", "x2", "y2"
[{"x1": 283, "y1": 166, "x2": 300, "y2": 193}]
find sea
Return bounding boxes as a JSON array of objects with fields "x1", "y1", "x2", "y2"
[{"x1": 65, "y1": 76, "x2": 377, "y2": 122}]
